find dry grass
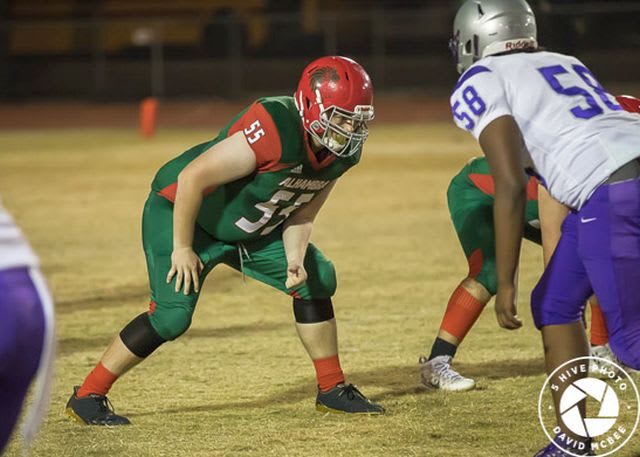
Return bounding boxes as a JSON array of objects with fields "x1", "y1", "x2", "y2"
[{"x1": 0, "y1": 124, "x2": 638, "y2": 457}]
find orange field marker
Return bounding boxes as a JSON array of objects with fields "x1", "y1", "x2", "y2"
[{"x1": 140, "y1": 97, "x2": 158, "y2": 138}]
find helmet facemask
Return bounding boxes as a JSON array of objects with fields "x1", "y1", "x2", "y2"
[
  {"x1": 309, "y1": 105, "x2": 374, "y2": 157},
  {"x1": 449, "y1": 30, "x2": 477, "y2": 74}
]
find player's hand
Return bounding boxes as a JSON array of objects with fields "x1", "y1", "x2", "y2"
[
  {"x1": 167, "y1": 247, "x2": 204, "y2": 295},
  {"x1": 285, "y1": 262, "x2": 307, "y2": 289},
  {"x1": 495, "y1": 285, "x2": 522, "y2": 330}
]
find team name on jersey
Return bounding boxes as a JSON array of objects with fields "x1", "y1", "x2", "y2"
[{"x1": 278, "y1": 177, "x2": 330, "y2": 191}]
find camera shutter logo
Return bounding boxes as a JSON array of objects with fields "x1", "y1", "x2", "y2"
[
  {"x1": 538, "y1": 356, "x2": 639, "y2": 457},
  {"x1": 560, "y1": 377, "x2": 619, "y2": 438}
]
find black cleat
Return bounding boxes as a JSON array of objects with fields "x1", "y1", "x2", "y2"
[
  {"x1": 66, "y1": 386, "x2": 131, "y2": 426},
  {"x1": 316, "y1": 383, "x2": 385, "y2": 415}
]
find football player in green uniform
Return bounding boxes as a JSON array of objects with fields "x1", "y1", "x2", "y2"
[
  {"x1": 66, "y1": 56, "x2": 384, "y2": 425},
  {"x1": 420, "y1": 95, "x2": 640, "y2": 392},
  {"x1": 419, "y1": 157, "x2": 612, "y2": 391}
]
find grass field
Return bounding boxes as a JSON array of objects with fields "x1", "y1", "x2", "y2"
[{"x1": 1, "y1": 123, "x2": 638, "y2": 457}]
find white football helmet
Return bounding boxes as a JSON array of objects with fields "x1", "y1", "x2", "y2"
[{"x1": 450, "y1": 0, "x2": 538, "y2": 74}]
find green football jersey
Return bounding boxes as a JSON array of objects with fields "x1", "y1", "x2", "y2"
[
  {"x1": 457, "y1": 156, "x2": 540, "y2": 224},
  {"x1": 151, "y1": 96, "x2": 360, "y2": 242},
  {"x1": 450, "y1": 156, "x2": 540, "y2": 244}
]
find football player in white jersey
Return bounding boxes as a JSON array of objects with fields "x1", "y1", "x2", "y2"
[
  {"x1": 449, "y1": 1, "x2": 640, "y2": 455},
  {"x1": 0, "y1": 202, "x2": 55, "y2": 453}
]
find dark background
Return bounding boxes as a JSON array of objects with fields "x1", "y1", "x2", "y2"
[{"x1": 1, "y1": 0, "x2": 639, "y2": 100}]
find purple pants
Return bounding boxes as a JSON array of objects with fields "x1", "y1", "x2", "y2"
[
  {"x1": 531, "y1": 177, "x2": 640, "y2": 369},
  {"x1": 0, "y1": 267, "x2": 46, "y2": 453}
]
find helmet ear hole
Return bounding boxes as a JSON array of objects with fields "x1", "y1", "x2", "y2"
[{"x1": 464, "y1": 40, "x2": 472, "y2": 54}]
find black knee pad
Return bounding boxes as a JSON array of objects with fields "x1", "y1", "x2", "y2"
[
  {"x1": 120, "y1": 312, "x2": 166, "y2": 358},
  {"x1": 293, "y1": 298, "x2": 335, "y2": 324}
]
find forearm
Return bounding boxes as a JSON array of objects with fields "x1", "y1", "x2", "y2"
[
  {"x1": 283, "y1": 219, "x2": 313, "y2": 264},
  {"x1": 282, "y1": 181, "x2": 335, "y2": 263},
  {"x1": 172, "y1": 174, "x2": 207, "y2": 249},
  {"x1": 493, "y1": 187, "x2": 526, "y2": 289}
]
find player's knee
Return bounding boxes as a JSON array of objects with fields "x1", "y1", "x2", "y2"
[
  {"x1": 530, "y1": 282, "x2": 546, "y2": 329},
  {"x1": 462, "y1": 276, "x2": 494, "y2": 298},
  {"x1": 542, "y1": 339, "x2": 553, "y2": 358},
  {"x1": 120, "y1": 312, "x2": 166, "y2": 358},
  {"x1": 530, "y1": 283, "x2": 559, "y2": 330},
  {"x1": 531, "y1": 284, "x2": 584, "y2": 330},
  {"x1": 149, "y1": 305, "x2": 193, "y2": 341},
  {"x1": 310, "y1": 260, "x2": 337, "y2": 298},
  {"x1": 471, "y1": 275, "x2": 496, "y2": 297},
  {"x1": 293, "y1": 298, "x2": 335, "y2": 323}
]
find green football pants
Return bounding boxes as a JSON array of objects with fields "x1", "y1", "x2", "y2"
[
  {"x1": 447, "y1": 175, "x2": 540, "y2": 296},
  {"x1": 142, "y1": 192, "x2": 337, "y2": 341}
]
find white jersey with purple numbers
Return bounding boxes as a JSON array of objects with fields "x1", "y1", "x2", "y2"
[
  {"x1": 450, "y1": 51, "x2": 640, "y2": 209},
  {"x1": 0, "y1": 202, "x2": 39, "y2": 270}
]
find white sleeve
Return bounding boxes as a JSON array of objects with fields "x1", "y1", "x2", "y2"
[{"x1": 450, "y1": 66, "x2": 512, "y2": 140}]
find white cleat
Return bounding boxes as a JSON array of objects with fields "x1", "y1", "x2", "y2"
[
  {"x1": 590, "y1": 344, "x2": 619, "y2": 372},
  {"x1": 591, "y1": 344, "x2": 639, "y2": 377},
  {"x1": 419, "y1": 355, "x2": 476, "y2": 392}
]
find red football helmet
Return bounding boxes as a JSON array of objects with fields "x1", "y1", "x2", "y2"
[
  {"x1": 294, "y1": 56, "x2": 374, "y2": 157},
  {"x1": 616, "y1": 94, "x2": 640, "y2": 114}
]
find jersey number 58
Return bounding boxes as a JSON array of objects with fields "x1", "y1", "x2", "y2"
[
  {"x1": 452, "y1": 86, "x2": 487, "y2": 131},
  {"x1": 538, "y1": 64, "x2": 622, "y2": 120}
]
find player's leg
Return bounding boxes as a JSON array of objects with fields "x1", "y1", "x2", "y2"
[
  {"x1": 589, "y1": 298, "x2": 607, "y2": 344},
  {"x1": 579, "y1": 179, "x2": 640, "y2": 371},
  {"x1": 585, "y1": 296, "x2": 618, "y2": 370},
  {"x1": 435, "y1": 277, "x2": 492, "y2": 348},
  {"x1": 421, "y1": 276, "x2": 490, "y2": 391},
  {"x1": 0, "y1": 267, "x2": 48, "y2": 453},
  {"x1": 232, "y1": 233, "x2": 383, "y2": 414},
  {"x1": 531, "y1": 212, "x2": 593, "y2": 451},
  {"x1": 421, "y1": 180, "x2": 495, "y2": 391},
  {"x1": 67, "y1": 192, "x2": 221, "y2": 425},
  {"x1": 588, "y1": 297, "x2": 608, "y2": 347}
]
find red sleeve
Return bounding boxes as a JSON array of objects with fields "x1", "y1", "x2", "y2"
[
  {"x1": 468, "y1": 173, "x2": 495, "y2": 196},
  {"x1": 228, "y1": 101, "x2": 283, "y2": 172},
  {"x1": 468, "y1": 173, "x2": 538, "y2": 201},
  {"x1": 616, "y1": 95, "x2": 640, "y2": 114},
  {"x1": 526, "y1": 176, "x2": 539, "y2": 201}
]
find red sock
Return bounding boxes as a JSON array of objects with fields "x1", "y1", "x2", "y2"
[
  {"x1": 439, "y1": 285, "x2": 487, "y2": 341},
  {"x1": 77, "y1": 362, "x2": 119, "y2": 398},
  {"x1": 589, "y1": 300, "x2": 609, "y2": 346},
  {"x1": 313, "y1": 354, "x2": 345, "y2": 392}
]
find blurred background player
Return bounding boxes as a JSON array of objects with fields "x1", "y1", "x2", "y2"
[
  {"x1": 420, "y1": 91, "x2": 640, "y2": 392},
  {"x1": 0, "y1": 201, "x2": 55, "y2": 453},
  {"x1": 66, "y1": 56, "x2": 384, "y2": 426},
  {"x1": 449, "y1": 0, "x2": 640, "y2": 455}
]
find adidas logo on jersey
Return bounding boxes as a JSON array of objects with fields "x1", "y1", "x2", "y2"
[{"x1": 291, "y1": 165, "x2": 303, "y2": 174}]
